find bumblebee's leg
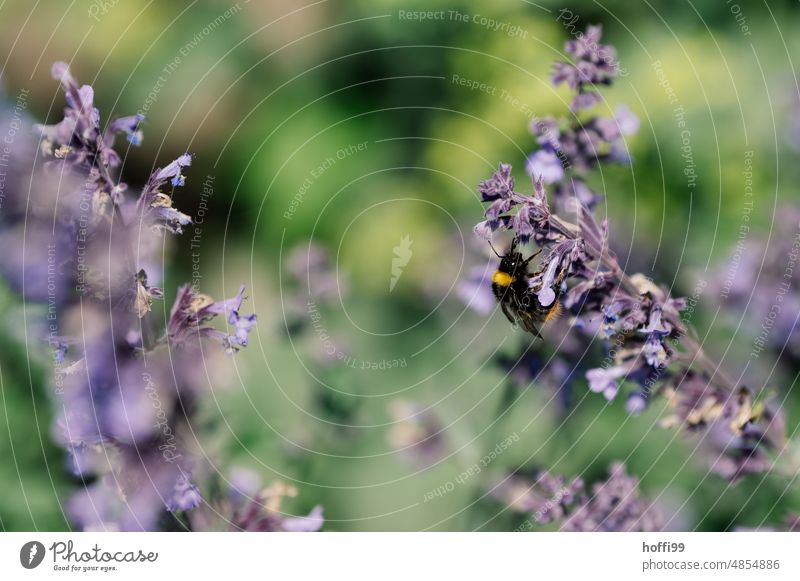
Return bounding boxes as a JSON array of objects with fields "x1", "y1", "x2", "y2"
[{"x1": 554, "y1": 262, "x2": 570, "y2": 285}]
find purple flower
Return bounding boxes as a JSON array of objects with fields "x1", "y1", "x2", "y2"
[
  {"x1": 0, "y1": 61, "x2": 267, "y2": 532},
  {"x1": 387, "y1": 400, "x2": 446, "y2": 466},
  {"x1": 526, "y1": 150, "x2": 564, "y2": 183},
  {"x1": 136, "y1": 153, "x2": 193, "y2": 233},
  {"x1": 662, "y1": 377, "x2": 785, "y2": 481},
  {"x1": 562, "y1": 462, "x2": 663, "y2": 532},
  {"x1": 166, "y1": 284, "x2": 257, "y2": 353},
  {"x1": 625, "y1": 391, "x2": 648, "y2": 415},
  {"x1": 553, "y1": 25, "x2": 620, "y2": 105},
  {"x1": 457, "y1": 262, "x2": 499, "y2": 316},
  {"x1": 492, "y1": 471, "x2": 584, "y2": 523},
  {"x1": 190, "y1": 474, "x2": 324, "y2": 532},
  {"x1": 587, "y1": 365, "x2": 629, "y2": 400},
  {"x1": 710, "y1": 206, "x2": 800, "y2": 364},
  {"x1": 167, "y1": 474, "x2": 203, "y2": 512},
  {"x1": 478, "y1": 162, "x2": 515, "y2": 201},
  {"x1": 494, "y1": 462, "x2": 661, "y2": 531}
]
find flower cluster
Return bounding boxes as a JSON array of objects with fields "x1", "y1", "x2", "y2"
[
  {"x1": 189, "y1": 468, "x2": 323, "y2": 532},
  {"x1": 660, "y1": 373, "x2": 785, "y2": 481},
  {"x1": 475, "y1": 160, "x2": 685, "y2": 412},
  {"x1": 551, "y1": 25, "x2": 620, "y2": 110},
  {"x1": 711, "y1": 206, "x2": 800, "y2": 368},
  {"x1": 0, "y1": 62, "x2": 283, "y2": 531},
  {"x1": 494, "y1": 462, "x2": 663, "y2": 531},
  {"x1": 528, "y1": 25, "x2": 639, "y2": 215},
  {"x1": 470, "y1": 27, "x2": 787, "y2": 482},
  {"x1": 387, "y1": 399, "x2": 447, "y2": 466}
]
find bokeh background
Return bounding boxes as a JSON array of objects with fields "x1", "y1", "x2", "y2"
[{"x1": 1, "y1": 0, "x2": 799, "y2": 531}]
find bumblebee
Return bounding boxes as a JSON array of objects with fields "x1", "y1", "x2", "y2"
[{"x1": 490, "y1": 238, "x2": 563, "y2": 338}]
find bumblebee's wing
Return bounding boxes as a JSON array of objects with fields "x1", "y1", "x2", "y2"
[
  {"x1": 517, "y1": 310, "x2": 543, "y2": 339},
  {"x1": 499, "y1": 301, "x2": 517, "y2": 325}
]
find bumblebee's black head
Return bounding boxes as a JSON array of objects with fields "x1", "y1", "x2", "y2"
[{"x1": 497, "y1": 251, "x2": 526, "y2": 276}]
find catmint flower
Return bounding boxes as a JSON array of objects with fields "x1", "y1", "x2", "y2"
[
  {"x1": 496, "y1": 344, "x2": 577, "y2": 410},
  {"x1": 710, "y1": 207, "x2": 800, "y2": 366},
  {"x1": 493, "y1": 471, "x2": 584, "y2": 523},
  {"x1": 136, "y1": 153, "x2": 193, "y2": 233},
  {"x1": 526, "y1": 28, "x2": 639, "y2": 219},
  {"x1": 0, "y1": 61, "x2": 269, "y2": 531},
  {"x1": 457, "y1": 260, "x2": 499, "y2": 316},
  {"x1": 166, "y1": 284, "x2": 257, "y2": 354},
  {"x1": 387, "y1": 400, "x2": 446, "y2": 466},
  {"x1": 551, "y1": 25, "x2": 620, "y2": 111},
  {"x1": 472, "y1": 26, "x2": 762, "y2": 437},
  {"x1": 494, "y1": 462, "x2": 661, "y2": 531},
  {"x1": 190, "y1": 471, "x2": 324, "y2": 532},
  {"x1": 562, "y1": 462, "x2": 663, "y2": 532},
  {"x1": 526, "y1": 150, "x2": 564, "y2": 184},
  {"x1": 661, "y1": 375, "x2": 785, "y2": 481},
  {"x1": 474, "y1": 164, "x2": 551, "y2": 244},
  {"x1": 167, "y1": 474, "x2": 203, "y2": 512},
  {"x1": 478, "y1": 162, "x2": 515, "y2": 201}
]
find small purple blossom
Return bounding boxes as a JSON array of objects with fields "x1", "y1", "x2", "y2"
[
  {"x1": 478, "y1": 162, "x2": 515, "y2": 201},
  {"x1": 168, "y1": 473, "x2": 203, "y2": 512},
  {"x1": 166, "y1": 284, "x2": 257, "y2": 354},
  {"x1": 136, "y1": 153, "x2": 193, "y2": 233},
  {"x1": 526, "y1": 149, "x2": 564, "y2": 184},
  {"x1": 494, "y1": 462, "x2": 662, "y2": 531}
]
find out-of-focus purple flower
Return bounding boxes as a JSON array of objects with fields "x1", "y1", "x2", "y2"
[
  {"x1": 283, "y1": 243, "x2": 343, "y2": 336},
  {"x1": 0, "y1": 61, "x2": 269, "y2": 532},
  {"x1": 457, "y1": 260, "x2": 499, "y2": 316},
  {"x1": 493, "y1": 471, "x2": 584, "y2": 523},
  {"x1": 66, "y1": 454, "x2": 200, "y2": 532},
  {"x1": 551, "y1": 25, "x2": 620, "y2": 111},
  {"x1": 614, "y1": 105, "x2": 640, "y2": 136},
  {"x1": 387, "y1": 400, "x2": 446, "y2": 466},
  {"x1": 562, "y1": 462, "x2": 663, "y2": 532},
  {"x1": 497, "y1": 344, "x2": 578, "y2": 411},
  {"x1": 661, "y1": 376, "x2": 785, "y2": 482},
  {"x1": 190, "y1": 472, "x2": 324, "y2": 532},
  {"x1": 738, "y1": 513, "x2": 800, "y2": 532},
  {"x1": 625, "y1": 390, "x2": 648, "y2": 415},
  {"x1": 710, "y1": 206, "x2": 800, "y2": 366},
  {"x1": 526, "y1": 150, "x2": 564, "y2": 184},
  {"x1": 587, "y1": 364, "x2": 631, "y2": 401},
  {"x1": 494, "y1": 462, "x2": 661, "y2": 531},
  {"x1": 167, "y1": 474, "x2": 203, "y2": 512}
]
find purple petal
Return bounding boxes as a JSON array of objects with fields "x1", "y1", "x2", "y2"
[{"x1": 526, "y1": 150, "x2": 565, "y2": 184}]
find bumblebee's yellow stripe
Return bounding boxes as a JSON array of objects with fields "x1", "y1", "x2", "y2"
[{"x1": 492, "y1": 271, "x2": 514, "y2": 287}]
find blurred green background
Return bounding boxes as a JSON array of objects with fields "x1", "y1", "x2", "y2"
[{"x1": 1, "y1": 0, "x2": 799, "y2": 531}]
